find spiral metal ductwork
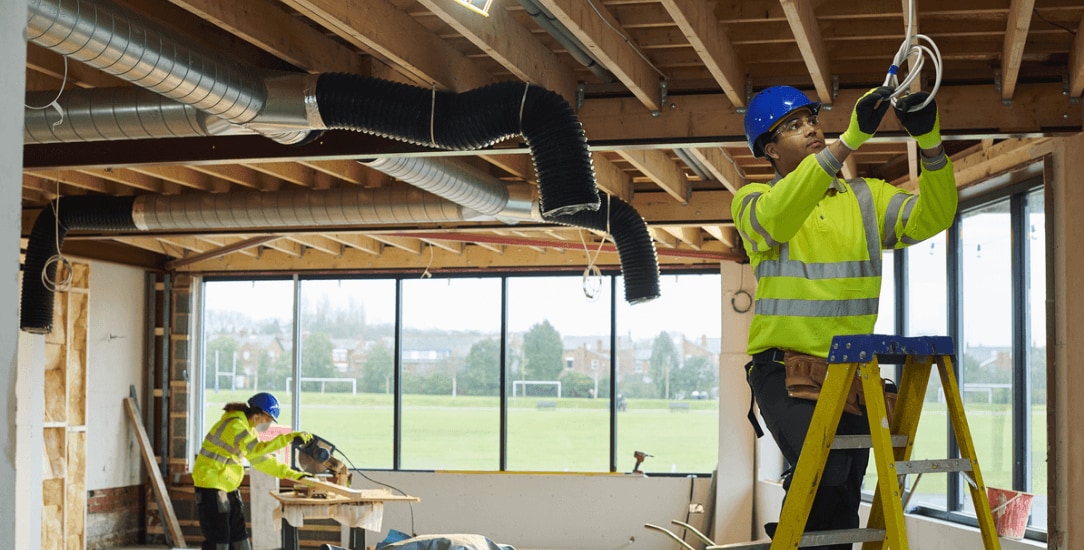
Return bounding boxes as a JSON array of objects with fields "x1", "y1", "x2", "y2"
[
  {"x1": 20, "y1": 0, "x2": 661, "y2": 332},
  {"x1": 24, "y1": 87, "x2": 248, "y2": 144}
]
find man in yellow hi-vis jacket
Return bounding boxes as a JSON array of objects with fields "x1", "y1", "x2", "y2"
[
  {"x1": 733, "y1": 85, "x2": 956, "y2": 549},
  {"x1": 193, "y1": 392, "x2": 313, "y2": 550}
]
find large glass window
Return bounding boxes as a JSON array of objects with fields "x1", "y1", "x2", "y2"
[
  {"x1": 959, "y1": 200, "x2": 1014, "y2": 500},
  {"x1": 200, "y1": 279, "x2": 295, "y2": 440},
  {"x1": 902, "y1": 232, "x2": 950, "y2": 510},
  {"x1": 197, "y1": 271, "x2": 721, "y2": 474},
  {"x1": 1026, "y1": 188, "x2": 1047, "y2": 528},
  {"x1": 298, "y1": 278, "x2": 396, "y2": 469},
  {"x1": 894, "y1": 182, "x2": 1046, "y2": 540},
  {"x1": 401, "y1": 277, "x2": 503, "y2": 470},
  {"x1": 615, "y1": 273, "x2": 721, "y2": 474},
  {"x1": 506, "y1": 276, "x2": 611, "y2": 471}
]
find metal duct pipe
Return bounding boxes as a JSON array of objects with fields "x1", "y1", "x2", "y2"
[
  {"x1": 24, "y1": 87, "x2": 252, "y2": 144},
  {"x1": 517, "y1": 0, "x2": 616, "y2": 83},
  {"x1": 27, "y1": 0, "x2": 265, "y2": 124},
  {"x1": 361, "y1": 157, "x2": 537, "y2": 221},
  {"x1": 26, "y1": 0, "x2": 318, "y2": 145},
  {"x1": 20, "y1": 189, "x2": 490, "y2": 333},
  {"x1": 131, "y1": 187, "x2": 484, "y2": 230}
]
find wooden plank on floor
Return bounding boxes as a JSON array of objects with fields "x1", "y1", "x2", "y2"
[{"x1": 124, "y1": 396, "x2": 187, "y2": 548}]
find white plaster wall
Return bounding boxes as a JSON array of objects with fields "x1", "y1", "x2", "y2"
[
  {"x1": 15, "y1": 329, "x2": 45, "y2": 550},
  {"x1": 2, "y1": 2, "x2": 28, "y2": 549},
  {"x1": 84, "y1": 260, "x2": 147, "y2": 490},
  {"x1": 715, "y1": 260, "x2": 757, "y2": 544},
  {"x1": 348, "y1": 471, "x2": 714, "y2": 550}
]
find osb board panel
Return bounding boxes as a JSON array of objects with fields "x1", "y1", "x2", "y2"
[
  {"x1": 71, "y1": 262, "x2": 89, "y2": 289},
  {"x1": 68, "y1": 292, "x2": 88, "y2": 352},
  {"x1": 43, "y1": 343, "x2": 67, "y2": 423},
  {"x1": 66, "y1": 349, "x2": 86, "y2": 426},
  {"x1": 42, "y1": 427, "x2": 66, "y2": 480},
  {"x1": 46, "y1": 291, "x2": 67, "y2": 345},
  {"x1": 65, "y1": 432, "x2": 86, "y2": 550}
]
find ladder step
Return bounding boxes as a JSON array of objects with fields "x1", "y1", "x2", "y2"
[
  {"x1": 708, "y1": 529, "x2": 886, "y2": 549},
  {"x1": 831, "y1": 434, "x2": 908, "y2": 449},
  {"x1": 896, "y1": 458, "x2": 972, "y2": 475},
  {"x1": 799, "y1": 528, "x2": 886, "y2": 546}
]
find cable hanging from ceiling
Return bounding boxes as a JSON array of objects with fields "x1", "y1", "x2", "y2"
[{"x1": 882, "y1": 0, "x2": 943, "y2": 111}]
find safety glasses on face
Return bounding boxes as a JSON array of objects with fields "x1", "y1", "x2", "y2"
[{"x1": 772, "y1": 113, "x2": 820, "y2": 139}]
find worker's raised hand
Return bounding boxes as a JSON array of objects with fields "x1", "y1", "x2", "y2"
[
  {"x1": 839, "y1": 86, "x2": 893, "y2": 150},
  {"x1": 893, "y1": 92, "x2": 941, "y2": 150},
  {"x1": 291, "y1": 431, "x2": 314, "y2": 444}
]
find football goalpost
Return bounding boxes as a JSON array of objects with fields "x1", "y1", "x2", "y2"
[{"x1": 512, "y1": 380, "x2": 561, "y2": 398}]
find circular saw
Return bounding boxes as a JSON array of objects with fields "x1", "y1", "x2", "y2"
[{"x1": 293, "y1": 434, "x2": 351, "y2": 487}]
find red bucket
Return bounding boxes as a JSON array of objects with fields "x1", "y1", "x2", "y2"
[{"x1": 987, "y1": 487, "x2": 1034, "y2": 539}]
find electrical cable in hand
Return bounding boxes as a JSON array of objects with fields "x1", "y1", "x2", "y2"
[{"x1": 882, "y1": 0, "x2": 942, "y2": 111}]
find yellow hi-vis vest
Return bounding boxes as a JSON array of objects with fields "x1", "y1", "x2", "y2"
[
  {"x1": 732, "y1": 149, "x2": 957, "y2": 358},
  {"x1": 192, "y1": 410, "x2": 305, "y2": 492}
]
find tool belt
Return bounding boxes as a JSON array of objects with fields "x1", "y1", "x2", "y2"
[{"x1": 782, "y1": 351, "x2": 897, "y2": 419}]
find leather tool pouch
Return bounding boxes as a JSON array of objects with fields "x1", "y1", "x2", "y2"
[{"x1": 783, "y1": 352, "x2": 898, "y2": 418}]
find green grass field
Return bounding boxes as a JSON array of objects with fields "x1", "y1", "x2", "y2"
[{"x1": 203, "y1": 390, "x2": 1046, "y2": 498}]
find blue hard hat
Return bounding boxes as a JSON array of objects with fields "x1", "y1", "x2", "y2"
[
  {"x1": 248, "y1": 392, "x2": 280, "y2": 421},
  {"x1": 744, "y1": 86, "x2": 822, "y2": 158}
]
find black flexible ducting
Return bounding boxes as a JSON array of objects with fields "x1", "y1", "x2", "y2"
[
  {"x1": 550, "y1": 196, "x2": 661, "y2": 304},
  {"x1": 21, "y1": 196, "x2": 138, "y2": 333},
  {"x1": 314, "y1": 74, "x2": 599, "y2": 218},
  {"x1": 21, "y1": 75, "x2": 654, "y2": 333}
]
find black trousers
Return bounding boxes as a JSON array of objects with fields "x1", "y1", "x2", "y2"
[
  {"x1": 747, "y1": 358, "x2": 870, "y2": 550},
  {"x1": 195, "y1": 487, "x2": 248, "y2": 549}
]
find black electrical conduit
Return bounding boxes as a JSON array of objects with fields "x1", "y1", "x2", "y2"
[{"x1": 20, "y1": 76, "x2": 661, "y2": 333}]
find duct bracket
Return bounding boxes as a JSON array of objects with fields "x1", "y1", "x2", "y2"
[{"x1": 651, "y1": 79, "x2": 669, "y2": 118}]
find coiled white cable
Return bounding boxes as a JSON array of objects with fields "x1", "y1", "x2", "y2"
[{"x1": 883, "y1": 0, "x2": 942, "y2": 111}]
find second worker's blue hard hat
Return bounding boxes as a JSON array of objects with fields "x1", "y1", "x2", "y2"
[
  {"x1": 744, "y1": 86, "x2": 822, "y2": 158},
  {"x1": 248, "y1": 392, "x2": 280, "y2": 421}
]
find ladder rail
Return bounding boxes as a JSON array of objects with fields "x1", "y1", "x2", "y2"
[
  {"x1": 862, "y1": 354, "x2": 935, "y2": 549},
  {"x1": 769, "y1": 362, "x2": 858, "y2": 549},
  {"x1": 936, "y1": 354, "x2": 1002, "y2": 549},
  {"x1": 860, "y1": 359, "x2": 909, "y2": 549}
]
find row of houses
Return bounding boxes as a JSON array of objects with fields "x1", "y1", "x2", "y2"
[{"x1": 207, "y1": 328, "x2": 721, "y2": 397}]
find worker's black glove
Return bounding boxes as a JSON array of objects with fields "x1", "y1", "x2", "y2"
[
  {"x1": 839, "y1": 86, "x2": 893, "y2": 150},
  {"x1": 893, "y1": 92, "x2": 941, "y2": 149}
]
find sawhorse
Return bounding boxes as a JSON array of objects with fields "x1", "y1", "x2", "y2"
[{"x1": 767, "y1": 334, "x2": 1003, "y2": 549}]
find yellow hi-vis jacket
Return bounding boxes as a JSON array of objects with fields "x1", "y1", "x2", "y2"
[
  {"x1": 192, "y1": 410, "x2": 306, "y2": 492},
  {"x1": 732, "y1": 148, "x2": 957, "y2": 358}
]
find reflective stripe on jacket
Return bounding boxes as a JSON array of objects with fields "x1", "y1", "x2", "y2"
[
  {"x1": 732, "y1": 149, "x2": 957, "y2": 357},
  {"x1": 192, "y1": 410, "x2": 304, "y2": 491}
]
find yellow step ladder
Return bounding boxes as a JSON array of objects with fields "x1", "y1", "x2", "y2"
[{"x1": 767, "y1": 334, "x2": 1003, "y2": 549}]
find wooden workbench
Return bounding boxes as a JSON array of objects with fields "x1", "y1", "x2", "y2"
[{"x1": 271, "y1": 482, "x2": 420, "y2": 550}]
